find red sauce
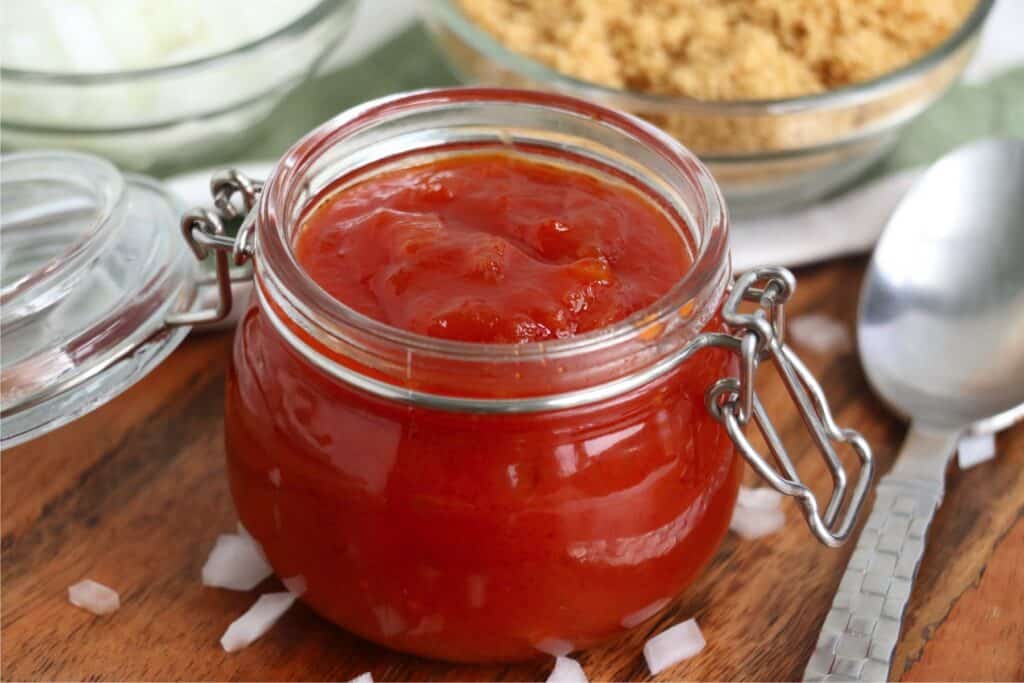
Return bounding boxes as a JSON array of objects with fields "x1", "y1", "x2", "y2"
[
  {"x1": 294, "y1": 153, "x2": 693, "y2": 342},
  {"x1": 225, "y1": 151, "x2": 739, "y2": 662}
]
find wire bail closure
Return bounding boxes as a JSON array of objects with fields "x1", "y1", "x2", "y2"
[
  {"x1": 171, "y1": 171, "x2": 874, "y2": 548},
  {"x1": 165, "y1": 170, "x2": 261, "y2": 328},
  {"x1": 706, "y1": 268, "x2": 874, "y2": 547}
]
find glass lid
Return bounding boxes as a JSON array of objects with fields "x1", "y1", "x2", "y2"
[{"x1": 1, "y1": 151, "x2": 198, "y2": 448}]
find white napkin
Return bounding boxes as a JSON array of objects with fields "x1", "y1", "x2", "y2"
[{"x1": 729, "y1": 169, "x2": 921, "y2": 272}]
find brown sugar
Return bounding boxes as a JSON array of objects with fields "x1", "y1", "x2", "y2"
[{"x1": 457, "y1": 0, "x2": 976, "y2": 101}]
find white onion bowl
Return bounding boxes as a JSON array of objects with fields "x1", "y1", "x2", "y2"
[{"x1": 0, "y1": 0, "x2": 357, "y2": 174}]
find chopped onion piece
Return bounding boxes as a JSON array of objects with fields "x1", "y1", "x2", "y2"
[
  {"x1": 282, "y1": 574, "x2": 307, "y2": 596},
  {"x1": 236, "y1": 521, "x2": 270, "y2": 562},
  {"x1": 546, "y1": 656, "x2": 588, "y2": 683},
  {"x1": 202, "y1": 533, "x2": 273, "y2": 591},
  {"x1": 220, "y1": 592, "x2": 296, "y2": 652},
  {"x1": 644, "y1": 619, "x2": 706, "y2": 675},
  {"x1": 736, "y1": 486, "x2": 782, "y2": 511},
  {"x1": 621, "y1": 597, "x2": 671, "y2": 628},
  {"x1": 68, "y1": 579, "x2": 120, "y2": 615},
  {"x1": 535, "y1": 637, "x2": 574, "y2": 657},
  {"x1": 958, "y1": 433, "x2": 997, "y2": 469},
  {"x1": 730, "y1": 505, "x2": 785, "y2": 540},
  {"x1": 372, "y1": 604, "x2": 407, "y2": 637},
  {"x1": 349, "y1": 674, "x2": 373, "y2": 683},
  {"x1": 788, "y1": 314, "x2": 852, "y2": 354},
  {"x1": 467, "y1": 575, "x2": 487, "y2": 608}
]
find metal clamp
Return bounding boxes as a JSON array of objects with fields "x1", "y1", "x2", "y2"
[
  {"x1": 706, "y1": 268, "x2": 874, "y2": 547},
  {"x1": 166, "y1": 170, "x2": 262, "y2": 328}
]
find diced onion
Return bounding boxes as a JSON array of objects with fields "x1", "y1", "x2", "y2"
[
  {"x1": 643, "y1": 619, "x2": 706, "y2": 675},
  {"x1": 621, "y1": 597, "x2": 672, "y2": 629},
  {"x1": 788, "y1": 314, "x2": 852, "y2": 355},
  {"x1": 730, "y1": 506, "x2": 786, "y2": 540},
  {"x1": 535, "y1": 637, "x2": 574, "y2": 657},
  {"x1": 349, "y1": 674, "x2": 373, "y2": 683},
  {"x1": 736, "y1": 486, "x2": 782, "y2": 512},
  {"x1": 467, "y1": 575, "x2": 487, "y2": 608},
  {"x1": 546, "y1": 656, "x2": 588, "y2": 683},
  {"x1": 202, "y1": 533, "x2": 273, "y2": 591},
  {"x1": 68, "y1": 579, "x2": 120, "y2": 615},
  {"x1": 236, "y1": 521, "x2": 256, "y2": 542},
  {"x1": 958, "y1": 433, "x2": 997, "y2": 469},
  {"x1": 220, "y1": 592, "x2": 297, "y2": 653}
]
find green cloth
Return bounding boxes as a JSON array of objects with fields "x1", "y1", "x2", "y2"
[
  {"x1": 247, "y1": 22, "x2": 1024, "y2": 177},
  {"x1": 881, "y1": 67, "x2": 1024, "y2": 172}
]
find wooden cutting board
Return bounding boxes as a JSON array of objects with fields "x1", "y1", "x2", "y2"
[{"x1": 3, "y1": 257, "x2": 1022, "y2": 682}]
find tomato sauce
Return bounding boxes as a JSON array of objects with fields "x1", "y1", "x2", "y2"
[
  {"x1": 293, "y1": 153, "x2": 693, "y2": 342},
  {"x1": 225, "y1": 150, "x2": 740, "y2": 662}
]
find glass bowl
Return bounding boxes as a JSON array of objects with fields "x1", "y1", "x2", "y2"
[
  {"x1": 0, "y1": 0, "x2": 358, "y2": 175},
  {"x1": 422, "y1": 0, "x2": 995, "y2": 216}
]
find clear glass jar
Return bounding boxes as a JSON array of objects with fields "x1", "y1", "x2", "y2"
[{"x1": 209, "y1": 89, "x2": 871, "y2": 662}]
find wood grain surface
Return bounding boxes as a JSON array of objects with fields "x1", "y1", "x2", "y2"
[{"x1": 3, "y1": 257, "x2": 1022, "y2": 682}]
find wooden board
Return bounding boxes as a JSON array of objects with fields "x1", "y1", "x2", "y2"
[{"x1": 3, "y1": 257, "x2": 1022, "y2": 681}]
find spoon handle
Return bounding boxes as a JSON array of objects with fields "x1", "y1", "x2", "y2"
[{"x1": 802, "y1": 427, "x2": 959, "y2": 682}]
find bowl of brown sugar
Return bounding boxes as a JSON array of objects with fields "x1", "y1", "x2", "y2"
[{"x1": 423, "y1": 0, "x2": 993, "y2": 215}]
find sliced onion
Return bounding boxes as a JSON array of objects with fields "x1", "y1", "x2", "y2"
[
  {"x1": 546, "y1": 656, "x2": 588, "y2": 683},
  {"x1": 202, "y1": 533, "x2": 273, "y2": 591},
  {"x1": 349, "y1": 674, "x2": 373, "y2": 683},
  {"x1": 788, "y1": 314, "x2": 852, "y2": 355},
  {"x1": 535, "y1": 637, "x2": 574, "y2": 657},
  {"x1": 736, "y1": 486, "x2": 782, "y2": 512},
  {"x1": 68, "y1": 579, "x2": 120, "y2": 615},
  {"x1": 958, "y1": 433, "x2": 997, "y2": 469},
  {"x1": 644, "y1": 619, "x2": 706, "y2": 675},
  {"x1": 730, "y1": 505, "x2": 785, "y2": 540},
  {"x1": 220, "y1": 591, "x2": 296, "y2": 652}
]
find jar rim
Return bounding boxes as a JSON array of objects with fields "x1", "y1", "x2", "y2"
[{"x1": 256, "y1": 87, "x2": 731, "y2": 363}]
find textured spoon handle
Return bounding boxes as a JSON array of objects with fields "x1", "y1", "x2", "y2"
[{"x1": 802, "y1": 475, "x2": 943, "y2": 682}]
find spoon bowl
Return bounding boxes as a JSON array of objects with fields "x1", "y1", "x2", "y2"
[{"x1": 858, "y1": 138, "x2": 1024, "y2": 429}]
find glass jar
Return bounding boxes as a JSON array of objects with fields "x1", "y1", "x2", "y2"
[
  {"x1": 0, "y1": 89, "x2": 873, "y2": 663},
  {"x1": 183, "y1": 89, "x2": 873, "y2": 662}
]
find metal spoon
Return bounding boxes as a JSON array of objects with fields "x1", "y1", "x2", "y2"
[{"x1": 803, "y1": 138, "x2": 1024, "y2": 682}]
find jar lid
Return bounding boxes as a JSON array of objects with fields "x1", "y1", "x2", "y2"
[{"x1": 1, "y1": 151, "x2": 198, "y2": 447}]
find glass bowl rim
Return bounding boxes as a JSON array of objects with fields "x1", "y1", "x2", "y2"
[
  {"x1": 0, "y1": 0, "x2": 349, "y2": 84},
  {"x1": 430, "y1": 0, "x2": 995, "y2": 114}
]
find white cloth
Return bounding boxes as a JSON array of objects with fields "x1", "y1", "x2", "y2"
[{"x1": 729, "y1": 170, "x2": 921, "y2": 272}]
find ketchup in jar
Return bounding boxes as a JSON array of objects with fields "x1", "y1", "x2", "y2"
[{"x1": 220, "y1": 90, "x2": 868, "y2": 663}]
